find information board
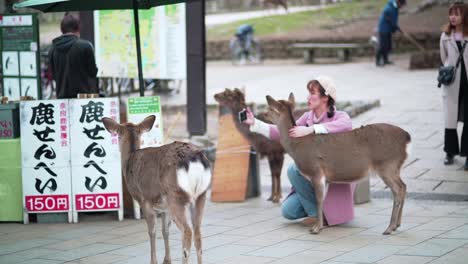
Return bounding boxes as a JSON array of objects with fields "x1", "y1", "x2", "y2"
[
  {"x1": 94, "y1": 4, "x2": 187, "y2": 79},
  {"x1": 1, "y1": 14, "x2": 40, "y2": 101},
  {"x1": 127, "y1": 96, "x2": 164, "y2": 148}
]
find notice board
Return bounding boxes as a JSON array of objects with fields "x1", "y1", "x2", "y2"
[{"x1": 1, "y1": 14, "x2": 41, "y2": 101}]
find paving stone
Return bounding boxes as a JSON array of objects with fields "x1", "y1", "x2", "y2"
[
  {"x1": 18, "y1": 259, "x2": 63, "y2": 264},
  {"x1": 399, "y1": 238, "x2": 468, "y2": 257},
  {"x1": 294, "y1": 227, "x2": 366, "y2": 242},
  {"x1": 438, "y1": 224, "x2": 468, "y2": 239},
  {"x1": 0, "y1": 238, "x2": 61, "y2": 255},
  {"x1": 376, "y1": 230, "x2": 445, "y2": 246},
  {"x1": 43, "y1": 243, "x2": 124, "y2": 261},
  {"x1": 376, "y1": 255, "x2": 435, "y2": 264},
  {"x1": 246, "y1": 239, "x2": 322, "y2": 258},
  {"x1": 69, "y1": 253, "x2": 127, "y2": 264},
  {"x1": 412, "y1": 217, "x2": 468, "y2": 231},
  {"x1": 428, "y1": 247, "x2": 468, "y2": 264},
  {"x1": 222, "y1": 255, "x2": 276, "y2": 264},
  {"x1": 434, "y1": 182, "x2": 468, "y2": 195},
  {"x1": 340, "y1": 214, "x2": 389, "y2": 229},
  {"x1": 204, "y1": 244, "x2": 260, "y2": 263},
  {"x1": 270, "y1": 250, "x2": 344, "y2": 264},
  {"x1": 5, "y1": 247, "x2": 63, "y2": 261},
  {"x1": 312, "y1": 235, "x2": 383, "y2": 252},
  {"x1": 418, "y1": 169, "x2": 468, "y2": 182},
  {"x1": 44, "y1": 234, "x2": 118, "y2": 250},
  {"x1": 200, "y1": 234, "x2": 245, "y2": 250},
  {"x1": 330, "y1": 244, "x2": 406, "y2": 263}
]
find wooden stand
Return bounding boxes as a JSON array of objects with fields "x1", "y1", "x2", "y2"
[{"x1": 211, "y1": 106, "x2": 260, "y2": 202}]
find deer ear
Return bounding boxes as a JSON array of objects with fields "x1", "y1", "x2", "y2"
[
  {"x1": 102, "y1": 117, "x2": 121, "y2": 134},
  {"x1": 288, "y1": 92, "x2": 296, "y2": 107},
  {"x1": 233, "y1": 88, "x2": 243, "y2": 95},
  {"x1": 266, "y1": 95, "x2": 280, "y2": 109},
  {"x1": 139, "y1": 115, "x2": 156, "y2": 133}
]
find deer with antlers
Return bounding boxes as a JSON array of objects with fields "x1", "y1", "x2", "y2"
[
  {"x1": 263, "y1": 93, "x2": 411, "y2": 235},
  {"x1": 103, "y1": 116, "x2": 211, "y2": 264}
]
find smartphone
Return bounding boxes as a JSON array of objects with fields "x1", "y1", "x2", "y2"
[{"x1": 238, "y1": 109, "x2": 248, "y2": 122}]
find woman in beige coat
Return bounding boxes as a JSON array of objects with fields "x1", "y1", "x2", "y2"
[{"x1": 440, "y1": 2, "x2": 468, "y2": 169}]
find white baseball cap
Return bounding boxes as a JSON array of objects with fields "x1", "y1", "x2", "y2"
[{"x1": 309, "y1": 76, "x2": 337, "y2": 101}]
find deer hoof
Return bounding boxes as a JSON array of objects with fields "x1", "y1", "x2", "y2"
[
  {"x1": 272, "y1": 196, "x2": 281, "y2": 203},
  {"x1": 309, "y1": 223, "x2": 322, "y2": 235},
  {"x1": 383, "y1": 228, "x2": 393, "y2": 235},
  {"x1": 267, "y1": 195, "x2": 273, "y2": 201},
  {"x1": 163, "y1": 259, "x2": 171, "y2": 264}
]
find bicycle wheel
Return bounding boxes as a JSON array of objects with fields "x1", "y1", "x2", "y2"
[{"x1": 248, "y1": 39, "x2": 264, "y2": 64}]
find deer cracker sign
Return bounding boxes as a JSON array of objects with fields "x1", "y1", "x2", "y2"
[{"x1": 20, "y1": 98, "x2": 122, "y2": 224}]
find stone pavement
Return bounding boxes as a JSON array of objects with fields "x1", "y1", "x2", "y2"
[{"x1": 1, "y1": 197, "x2": 468, "y2": 264}]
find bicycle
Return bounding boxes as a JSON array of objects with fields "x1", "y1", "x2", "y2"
[{"x1": 229, "y1": 36, "x2": 263, "y2": 65}]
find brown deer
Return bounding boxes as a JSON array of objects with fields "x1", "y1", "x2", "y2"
[
  {"x1": 264, "y1": 94, "x2": 411, "y2": 235},
  {"x1": 214, "y1": 88, "x2": 306, "y2": 203},
  {"x1": 102, "y1": 116, "x2": 211, "y2": 264}
]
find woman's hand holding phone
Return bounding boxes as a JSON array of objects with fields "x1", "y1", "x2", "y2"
[{"x1": 242, "y1": 108, "x2": 255, "y2": 125}]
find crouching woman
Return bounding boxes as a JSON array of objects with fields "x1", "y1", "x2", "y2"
[{"x1": 243, "y1": 76, "x2": 356, "y2": 226}]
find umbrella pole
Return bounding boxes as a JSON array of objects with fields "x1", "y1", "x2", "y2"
[{"x1": 132, "y1": 0, "x2": 145, "y2": 96}]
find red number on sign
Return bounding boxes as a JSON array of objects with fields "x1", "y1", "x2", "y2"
[
  {"x1": 75, "y1": 193, "x2": 120, "y2": 211},
  {"x1": 25, "y1": 195, "x2": 69, "y2": 211}
]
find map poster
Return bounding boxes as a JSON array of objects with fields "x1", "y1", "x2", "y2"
[{"x1": 94, "y1": 4, "x2": 187, "y2": 80}]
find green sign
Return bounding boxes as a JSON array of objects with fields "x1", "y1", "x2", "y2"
[
  {"x1": 0, "y1": 14, "x2": 41, "y2": 101},
  {"x1": 128, "y1": 96, "x2": 161, "y2": 114}
]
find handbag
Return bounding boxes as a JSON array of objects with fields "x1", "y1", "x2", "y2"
[{"x1": 438, "y1": 40, "x2": 467, "y2": 88}]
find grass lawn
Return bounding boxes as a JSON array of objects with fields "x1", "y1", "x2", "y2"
[{"x1": 207, "y1": 0, "x2": 388, "y2": 40}]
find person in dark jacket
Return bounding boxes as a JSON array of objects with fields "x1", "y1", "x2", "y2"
[
  {"x1": 376, "y1": 0, "x2": 406, "y2": 66},
  {"x1": 49, "y1": 13, "x2": 98, "y2": 98}
]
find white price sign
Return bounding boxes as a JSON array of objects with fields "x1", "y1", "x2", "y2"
[
  {"x1": 69, "y1": 98, "x2": 122, "y2": 222},
  {"x1": 20, "y1": 100, "x2": 72, "y2": 223}
]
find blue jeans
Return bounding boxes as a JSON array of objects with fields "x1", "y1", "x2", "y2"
[{"x1": 281, "y1": 164, "x2": 318, "y2": 220}]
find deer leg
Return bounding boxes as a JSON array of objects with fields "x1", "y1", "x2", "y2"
[
  {"x1": 142, "y1": 201, "x2": 158, "y2": 264},
  {"x1": 161, "y1": 212, "x2": 172, "y2": 264},
  {"x1": 275, "y1": 155, "x2": 284, "y2": 202},
  {"x1": 191, "y1": 192, "x2": 207, "y2": 264},
  {"x1": 378, "y1": 167, "x2": 403, "y2": 235},
  {"x1": 268, "y1": 155, "x2": 284, "y2": 203},
  {"x1": 396, "y1": 177, "x2": 407, "y2": 228},
  {"x1": 309, "y1": 176, "x2": 326, "y2": 235},
  {"x1": 169, "y1": 201, "x2": 192, "y2": 264}
]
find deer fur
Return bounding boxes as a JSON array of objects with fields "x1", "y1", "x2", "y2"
[
  {"x1": 103, "y1": 115, "x2": 211, "y2": 264},
  {"x1": 264, "y1": 94, "x2": 411, "y2": 235},
  {"x1": 214, "y1": 88, "x2": 306, "y2": 203}
]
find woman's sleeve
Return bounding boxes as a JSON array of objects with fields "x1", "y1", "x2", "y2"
[
  {"x1": 322, "y1": 112, "x2": 352, "y2": 133},
  {"x1": 249, "y1": 118, "x2": 280, "y2": 141},
  {"x1": 440, "y1": 33, "x2": 447, "y2": 64},
  {"x1": 295, "y1": 112, "x2": 309, "y2": 126}
]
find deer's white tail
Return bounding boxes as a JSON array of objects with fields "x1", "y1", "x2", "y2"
[
  {"x1": 406, "y1": 141, "x2": 412, "y2": 156},
  {"x1": 177, "y1": 161, "x2": 211, "y2": 201}
]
